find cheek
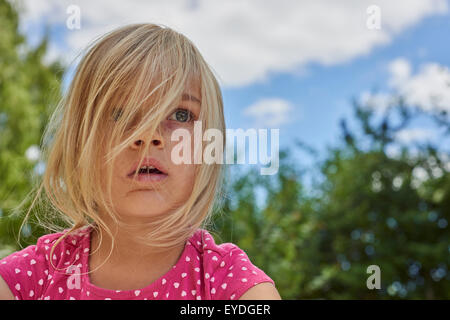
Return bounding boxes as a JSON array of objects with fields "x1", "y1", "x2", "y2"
[
  {"x1": 173, "y1": 164, "x2": 196, "y2": 197},
  {"x1": 162, "y1": 120, "x2": 195, "y2": 142},
  {"x1": 163, "y1": 121, "x2": 196, "y2": 161},
  {"x1": 163, "y1": 120, "x2": 179, "y2": 132},
  {"x1": 177, "y1": 164, "x2": 196, "y2": 181}
]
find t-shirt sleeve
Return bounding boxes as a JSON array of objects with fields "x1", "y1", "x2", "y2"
[
  {"x1": 0, "y1": 234, "x2": 57, "y2": 300},
  {"x1": 211, "y1": 245, "x2": 275, "y2": 300}
]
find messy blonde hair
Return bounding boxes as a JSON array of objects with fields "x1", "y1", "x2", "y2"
[{"x1": 19, "y1": 23, "x2": 226, "y2": 272}]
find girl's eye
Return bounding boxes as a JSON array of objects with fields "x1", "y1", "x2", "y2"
[
  {"x1": 168, "y1": 108, "x2": 195, "y2": 123},
  {"x1": 112, "y1": 108, "x2": 123, "y2": 121}
]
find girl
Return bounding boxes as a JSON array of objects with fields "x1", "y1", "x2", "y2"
[{"x1": 0, "y1": 23, "x2": 280, "y2": 300}]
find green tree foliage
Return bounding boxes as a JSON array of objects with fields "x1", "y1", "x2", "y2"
[
  {"x1": 211, "y1": 153, "x2": 312, "y2": 300},
  {"x1": 0, "y1": 0, "x2": 63, "y2": 252},
  {"x1": 306, "y1": 101, "x2": 450, "y2": 299},
  {"x1": 213, "y1": 100, "x2": 449, "y2": 299}
]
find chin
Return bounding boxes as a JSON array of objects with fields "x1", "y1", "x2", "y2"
[{"x1": 119, "y1": 207, "x2": 170, "y2": 220}]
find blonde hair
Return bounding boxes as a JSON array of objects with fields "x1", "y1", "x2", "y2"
[{"x1": 18, "y1": 23, "x2": 226, "y2": 273}]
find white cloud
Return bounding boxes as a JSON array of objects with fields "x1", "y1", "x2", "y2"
[
  {"x1": 360, "y1": 59, "x2": 450, "y2": 113},
  {"x1": 388, "y1": 58, "x2": 412, "y2": 86},
  {"x1": 14, "y1": 0, "x2": 448, "y2": 87},
  {"x1": 243, "y1": 98, "x2": 294, "y2": 127},
  {"x1": 359, "y1": 91, "x2": 394, "y2": 112},
  {"x1": 395, "y1": 128, "x2": 437, "y2": 144},
  {"x1": 389, "y1": 59, "x2": 450, "y2": 113}
]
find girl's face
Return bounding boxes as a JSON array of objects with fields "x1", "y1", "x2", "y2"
[{"x1": 101, "y1": 83, "x2": 202, "y2": 221}]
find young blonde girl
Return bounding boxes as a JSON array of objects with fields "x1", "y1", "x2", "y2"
[{"x1": 0, "y1": 23, "x2": 280, "y2": 300}]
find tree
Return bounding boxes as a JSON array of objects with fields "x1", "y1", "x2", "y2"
[
  {"x1": 211, "y1": 151, "x2": 311, "y2": 299},
  {"x1": 212, "y1": 96, "x2": 450, "y2": 299},
  {"x1": 304, "y1": 99, "x2": 450, "y2": 299},
  {"x1": 0, "y1": 0, "x2": 64, "y2": 255}
]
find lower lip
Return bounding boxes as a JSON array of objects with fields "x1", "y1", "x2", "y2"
[{"x1": 128, "y1": 173, "x2": 168, "y2": 182}]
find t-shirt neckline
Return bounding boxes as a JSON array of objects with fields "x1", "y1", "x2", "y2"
[{"x1": 79, "y1": 225, "x2": 192, "y2": 298}]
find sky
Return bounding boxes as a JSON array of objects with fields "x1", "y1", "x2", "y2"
[{"x1": 13, "y1": 0, "x2": 450, "y2": 178}]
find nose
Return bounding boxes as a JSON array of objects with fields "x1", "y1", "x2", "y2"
[{"x1": 130, "y1": 128, "x2": 165, "y2": 150}]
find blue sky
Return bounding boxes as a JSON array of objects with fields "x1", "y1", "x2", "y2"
[
  {"x1": 225, "y1": 12, "x2": 450, "y2": 160},
  {"x1": 17, "y1": 0, "x2": 450, "y2": 176}
]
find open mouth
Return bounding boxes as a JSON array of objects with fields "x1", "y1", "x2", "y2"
[
  {"x1": 136, "y1": 166, "x2": 164, "y2": 175},
  {"x1": 127, "y1": 157, "x2": 168, "y2": 183},
  {"x1": 128, "y1": 165, "x2": 168, "y2": 182}
]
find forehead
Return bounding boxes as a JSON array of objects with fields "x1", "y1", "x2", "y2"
[
  {"x1": 130, "y1": 81, "x2": 201, "y2": 117},
  {"x1": 182, "y1": 79, "x2": 201, "y2": 104},
  {"x1": 182, "y1": 93, "x2": 201, "y2": 105}
]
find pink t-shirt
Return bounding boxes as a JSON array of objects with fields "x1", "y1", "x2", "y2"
[{"x1": 0, "y1": 226, "x2": 274, "y2": 300}]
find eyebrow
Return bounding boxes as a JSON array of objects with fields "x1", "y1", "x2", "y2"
[{"x1": 182, "y1": 93, "x2": 201, "y2": 105}]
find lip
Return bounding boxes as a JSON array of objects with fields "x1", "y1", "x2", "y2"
[
  {"x1": 127, "y1": 157, "x2": 168, "y2": 177},
  {"x1": 129, "y1": 173, "x2": 168, "y2": 184}
]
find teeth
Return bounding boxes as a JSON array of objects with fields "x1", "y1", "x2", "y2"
[{"x1": 140, "y1": 166, "x2": 155, "y2": 170}]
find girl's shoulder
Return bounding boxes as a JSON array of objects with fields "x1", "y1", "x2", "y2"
[
  {"x1": 186, "y1": 229, "x2": 275, "y2": 300},
  {"x1": 0, "y1": 226, "x2": 91, "y2": 299},
  {"x1": 187, "y1": 229, "x2": 249, "y2": 258},
  {"x1": 34, "y1": 225, "x2": 91, "y2": 260},
  {"x1": 1, "y1": 225, "x2": 90, "y2": 264}
]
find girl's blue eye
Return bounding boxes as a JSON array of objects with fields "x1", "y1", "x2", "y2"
[
  {"x1": 112, "y1": 108, "x2": 123, "y2": 121},
  {"x1": 169, "y1": 108, "x2": 195, "y2": 123}
]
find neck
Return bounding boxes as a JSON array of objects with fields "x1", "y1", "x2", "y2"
[
  {"x1": 89, "y1": 219, "x2": 185, "y2": 270},
  {"x1": 86, "y1": 210, "x2": 187, "y2": 291}
]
